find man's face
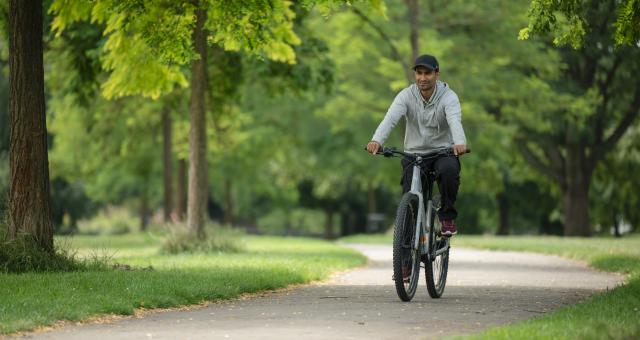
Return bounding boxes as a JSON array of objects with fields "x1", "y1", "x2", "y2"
[{"x1": 414, "y1": 66, "x2": 439, "y2": 92}]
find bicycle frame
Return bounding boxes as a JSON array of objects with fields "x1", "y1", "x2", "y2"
[
  {"x1": 409, "y1": 158, "x2": 430, "y2": 256},
  {"x1": 409, "y1": 157, "x2": 449, "y2": 261}
]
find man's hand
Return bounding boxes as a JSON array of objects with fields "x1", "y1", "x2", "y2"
[
  {"x1": 453, "y1": 144, "x2": 467, "y2": 156},
  {"x1": 366, "y1": 141, "x2": 381, "y2": 154}
]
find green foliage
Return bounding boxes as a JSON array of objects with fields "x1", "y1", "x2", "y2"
[
  {"x1": 50, "y1": 0, "x2": 191, "y2": 99},
  {"x1": 616, "y1": 0, "x2": 640, "y2": 46},
  {"x1": 208, "y1": 0, "x2": 300, "y2": 63},
  {"x1": 0, "y1": 234, "x2": 366, "y2": 334},
  {"x1": 47, "y1": 77, "x2": 163, "y2": 207},
  {"x1": 50, "y1": 177, "x2": 99, "y2": 234},
  {"x1": 48, "y1": 0, "x2": 361, "y2": 99},
  {"x1": 161, "y1": 223, "x2": 245, "y2": 254},
  {"x1": 521, "y1": 0, "x2": 640, "y2": 47},
  {"x1": 44, "y1": 0, "x2": 382, "y2": 236}
]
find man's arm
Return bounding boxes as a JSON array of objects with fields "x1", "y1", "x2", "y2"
[
  {"x1": 368, "y1": 90, "x2": 408, "y2": 154},
  {"x1": 444, "y1": 92, "x2": 467, "y2": 155}
]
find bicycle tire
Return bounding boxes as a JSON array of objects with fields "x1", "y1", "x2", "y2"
[
  {"x1": 425, "y1": 194, "x2": 449, "y2": 298},
  {"x1": 393, "y1": 193, "x2": 421, "y2": 301}
]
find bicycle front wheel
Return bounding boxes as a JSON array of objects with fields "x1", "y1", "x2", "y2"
[
  {"x1": 425, "y1": 195, "x2": 449, "y2": 298},
  {"x1": 393, "y1": 193, "x2": 421, "y2": 302}
]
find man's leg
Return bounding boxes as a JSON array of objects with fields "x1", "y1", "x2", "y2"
[{"x1": 435, "y1": 156, "x2": 460, "y2": 234}]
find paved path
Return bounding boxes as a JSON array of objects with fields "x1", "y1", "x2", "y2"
[{"x1": 18, "y1": 245, "x2": 622, "y2": 340}]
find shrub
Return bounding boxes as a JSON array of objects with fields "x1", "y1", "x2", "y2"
[
  {"x1": 161, "y1": 222, "x2": 245, "y2": 254},
  {"x1": 0, "y1": 228, "x2": 108, "y2": 273},
  {"x1": 76, "y1": 206, "x2": 135, "y2": 235}
]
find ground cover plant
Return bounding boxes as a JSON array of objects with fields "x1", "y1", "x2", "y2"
[
  {"x1": 341, "y1": 233, "x2": 640, "y2": 339},
  {"x1": 0, "y1": 233, "x2": 366, "y2": 334}
]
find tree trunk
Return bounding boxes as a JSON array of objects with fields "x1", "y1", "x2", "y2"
[
  {"x1": 405, "y1": 0, "x2": 419, "y2": 63},
  {"x1": 324, "y1": 210, "x2": 334, "y2": 240},
  {"x1": 562, "y1": 150, "x2": 592, "y2": 236},
  {"x1": 563, "y1": 179, "x2": 591, "y2": 236},
  {"x1": 8, "y1": 0, "x2": 53, "y2": 251},
  {"x1": 613, "y1": 213, "x2": 621, "y2": 237},
  {"x1": 139, "y1": 193, "x2": 148, "y2": 232},
  {"x1": 367, "y1": 181, "x2": 377, "y2": 215},
  {"x1": 187, "y1": 6, "x2": 208, "y2": 238},
  {"x1": 495, "y1": 191, "x2": 509, "y2": 235},
  {"x1": 403, "y1": 0, "x2": 419, "y2": 139},
  {"x1": 162, "y1": 109, "x2": 173, "y2": 222},
  {"x1": 366, "y1": 181, "x2": 377, "y2": 232},
  {"x1": 175, "y1": 159, "x2": 187, "y2": 221},
  {"x1": 562, "y1": 146, "x2": 593, "y2": 236},
  {"x1": 284, "y1": 209, "x2": 292, "y2": 236},
  {"x1": 223, "y1": 178, "x2": 233, "y2": 226}
]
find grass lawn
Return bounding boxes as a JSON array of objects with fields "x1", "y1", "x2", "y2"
[
  {"x1": 341, "y1": 233, "x2": 640, "y2": 339},
  {"x1": 0, "y1": 233, "x2": 366, "y2": 334}
]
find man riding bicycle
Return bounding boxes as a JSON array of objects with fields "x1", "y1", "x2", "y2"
[{"x1": 366, "y1": 54, "x2": 467, "y2": 236}]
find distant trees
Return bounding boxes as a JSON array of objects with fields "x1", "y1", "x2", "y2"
[
  {"x1": 4, "y1": 0, "x2": 636, "y2": 242},
  {"x1": 50, "y1": 0, "x2": 381, "y2": 238}
]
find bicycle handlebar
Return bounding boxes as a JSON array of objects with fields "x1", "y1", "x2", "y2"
[{"x1": 365, "y1": 146, "x2": 471, "y2": 160}]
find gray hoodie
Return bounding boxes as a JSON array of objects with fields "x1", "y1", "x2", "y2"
[{"x1": 372, "y1": 80, "x2": 466, "y2": 153}]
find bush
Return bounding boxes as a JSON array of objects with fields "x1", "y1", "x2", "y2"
[
  {"x1": 76, "y1": 206, "x2": 136, "y2": 235},
  {"x1": 161, "y1": 222, "x2": 245, "y2": 254},
  {"x1": 257, "y1": 208, "x2": 328, "y2": 236},
  {"x1": 0, "y1": 228, "x2": 108, "y2": 273}
]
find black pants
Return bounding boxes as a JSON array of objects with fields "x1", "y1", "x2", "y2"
[{"x1": 400, "y1": 155, "x2": 460, "y2": 220}]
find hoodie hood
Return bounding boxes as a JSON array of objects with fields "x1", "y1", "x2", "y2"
[
  {"x1": 409, "y1": 80, "x2": 451, "y2": 134},
  {"x1": 410, "y1": 80, "x2": 450, "y2": 107}
]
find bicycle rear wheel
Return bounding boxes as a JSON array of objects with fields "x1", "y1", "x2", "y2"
[
  {"x1": 425, "y1": 195, "x2": 449, "y2": 298},
  {"x1": 393, "y1": 193, "x2": 421, "y2": 301}
]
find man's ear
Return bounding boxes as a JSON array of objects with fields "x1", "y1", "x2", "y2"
[{"x1": 436, "y1": 71, "x2": 440, "y2": 80}]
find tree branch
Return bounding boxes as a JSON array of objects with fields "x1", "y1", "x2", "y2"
[
  {"x1": 594, "y1": 54, "x2": 622, "y2": 144},
  {"x1": 515, "y1": 137, "x2": 565, "y2": 188},
  {"x1": 590, "y1": 86, "x2": 640, "y2": 165},
  {"x1": 519, "y1": 126, "x2": 566, "y2": 178},
  {"x1": 350, "y1": 6, "x2": 412, "y2": 82},
  {"x1": 404, "y1": 0, "x2": 419, "y2": 62}
]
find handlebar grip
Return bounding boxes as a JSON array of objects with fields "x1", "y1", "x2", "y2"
[{"x1": 364, "y1": 145, "x2": 386, "y2": 155}]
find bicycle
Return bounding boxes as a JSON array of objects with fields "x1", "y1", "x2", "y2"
[{"x1": 372, "y1": 146, "x2": 469, "y2": 301}]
